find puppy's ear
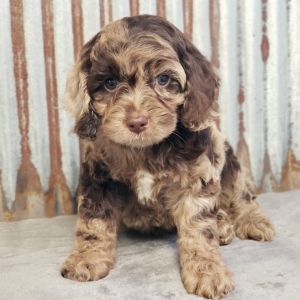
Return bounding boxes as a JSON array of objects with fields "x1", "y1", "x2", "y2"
[
  {"x1": 178, "y1": 42, "x2": 219, "y2": 131},
  {"x1": 74, "y1": 104, "x2": 99, "y2": 141},
  {"x1": 62, "y1": 33, "x2": 100, "y2": 139}
]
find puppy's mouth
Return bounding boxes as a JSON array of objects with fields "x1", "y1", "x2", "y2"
[
  {"x1": 102, "y1": 111, "x2": 177, "y2": 148},
  {"x1": 123, "y1": 121, "x2": 161, "y2": 148}
]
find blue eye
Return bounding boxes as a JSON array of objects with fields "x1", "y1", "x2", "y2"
[
  {"x1": 156, "y1": 74, "x2": 170, "y2": 86},
  {"x1": 104, "y1": 78, "x2": 118, "y2": 90}
]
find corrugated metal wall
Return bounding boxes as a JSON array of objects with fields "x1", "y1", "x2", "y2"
[{"x1": 0, "y1": 0, "x2": 299, "y2": 221}]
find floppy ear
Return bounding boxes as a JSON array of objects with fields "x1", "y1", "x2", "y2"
[
  {"x1": 176, "y1": 40, "x2": 220, "y2": 131},
  {"x1": 62, "y1": 33, "x2": 100, "y2": 140},
  {"x1": 127, "y1": 15, "x2": 219, "y2": 131}
]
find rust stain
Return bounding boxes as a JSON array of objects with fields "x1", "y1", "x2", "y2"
[
  {"x1": 72, "y1": 0, "x2": 84, "y2": 59},
  {"x1": 10, "y1": 0, "x2": 44, "y2": 221},
  {"x1": 257, "y1": 151, "x2": 279, "y2": 193},
  {"x1": 261, "y1": 0, "x2": 269, "y2": 62},
  {"x1": 130, "y1": 0, "x2": 139, "y2": 16},
  {"x1": 100, "y1": 0, "x2": 105, "y2": 28},
  {"x1": 209, "y1": 0, "x2": 220, "y2": 129},
  {"x1": 156, "y1": 0, "x2": 166, "y2": 19},
  {"x1": 236, "y1": 93, "x2": 253, "y2": 191},
  {"x1": 183, "y1": 0, "x2": 193, "y2": 41},
  {"x1": 41, "y1": 0, "x2": 72, "y2": 217},
  {"x1": 72, "y1": 0, "x2": 86, "y2": 177},
  {"x1": 280, "y1": 149, "x2": 300, "y2": 191},
  {"x1": 209, "y1": 0, "x2": 220, "y2": 69},
  {"x1": 261, "y1": 35, "x2": 269, "y2": 62},
  {"x1": 238, "y1": 88, "x2": 245, "y2": 105},
  {"x1": 100, "y1": 0, "x2": 112, "y2": 27},
  {"x1": 108, "y1": 0, "x2": 113, "y2": 23}
]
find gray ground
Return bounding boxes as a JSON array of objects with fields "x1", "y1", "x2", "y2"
[{"x1": 0, "y1": 190, "x2": 299, "y2": 300}]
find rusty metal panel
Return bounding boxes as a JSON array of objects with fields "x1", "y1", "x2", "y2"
[{"x1": 0, "y1": 0, "x2": 299, "y2": 221}]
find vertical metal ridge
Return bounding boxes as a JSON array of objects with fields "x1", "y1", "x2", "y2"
[
  {"x1": 0, "y1": 0, "x2": 21, "y2": 211},
  {"x1": 265, "y1": 0, "x2": 289, "y2": 185},
  {"x1": 258, "y1": 0, "x2": 274, "y2": 192},
  {"x1": 139, "y1": 0, "x2": 156, "y2": 15},
  {"x1": 53, "y1": 0, "x2": 80, "y2": 199},
  {"x1": 41, "y1": 0, "x2": 72, "y2": 217},
  {"x1": 82, "y1": 0, "x2": 100, "y2": 43},
  {"x1": 100, "y1": 0, "x2": 113, "y2": 27},
  {"x1": 280, "y1": 0, "x2": 300, "y2": 191},
  {"x1": 72, "y1": 0, "x2": 84, "y2": 59},
  {"x1": 156, "y1": 0, "x2": 166, "y2": 18},
  {"x1": 23, "y1": 0, "x2": 50, "y2": 194},
  {"x1": 183, "y1": 0, "x2": 193, "y2": 41},
  {"x1": 289, "y1": 0, "x2": 300, "y2": 162},
  {"x1": 71, "y1": 0, "x2": 85, "y2": 180},
  {"x1": 217, "y1": 1, "x2": 239, "y2": 152},
  {"x1": 10, "y1": 0, "x2": 44, "y2": 220},
  {"x1": 209, "y1": 0, "x2": 220, "y2": 69},
  {"x1": 235, "y1": 1, "x2": 248, "y2": 174},
  {"x1": 165, "y1": 0, "x2": 184, "y2": 32},
  {"x1": 209, "y1": 0, "x2": 220, "y2": 129},
  {"x1": 111, "y1": 0, "x2": 130, "y2": 21},
  {"x1": 192, "y1": 0, "x2": 211, "y2": 66},
  {"x1": 130, "y1": 0, "x2": 139, "y2": 16},
  {"x1": 100, "y1": 0, "x2": 106, "y2": 27},
  {"x1": 238, "y1": 0, "x2": 266, "y2": 188}
]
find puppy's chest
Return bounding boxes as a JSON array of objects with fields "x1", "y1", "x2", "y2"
[{"x1": 133, "y1": 170, "x2": 169, "y2": 206}]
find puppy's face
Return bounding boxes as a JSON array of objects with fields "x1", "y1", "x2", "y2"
[
  {"x1": 63, "y1": 15, "x2": 219, "y2": 148},
  {"x1": 87, "y1": 22, "x2": 186, "y2": 147}
]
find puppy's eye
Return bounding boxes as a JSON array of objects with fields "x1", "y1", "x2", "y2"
[
  {"x1": 104, "y1": 78, "x2": 118, "y2": 90},
  {"x1": 156, "y1": 74, "x2": 170, "y2": 86}
]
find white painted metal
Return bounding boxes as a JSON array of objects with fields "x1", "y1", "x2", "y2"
[
  {"x1": 82, "y1": 0, "x2": 101, "y2": 43},
  {"x1": 0, "y1": 0, "x2": 21, "y2": 208},
  {"x1": 218, "y1": 0, "x2": 240, "y2": 153},
  {"x1": 102, "y1": 0, "x2": 111, "y2": 26},
  {"x1": 192, "y1": 0, "x2": 211, "y2": 61},
  {"x1": 53, "y1": 0, "x2": 80, "y2": 197},
  {"x1": 0, "y1": 0, "x2": 298, "y2": 212},
  {"x1": 112, "y1": 0, "x2": 130, "y2": 21},
  {"x1": 139, "y1": 0, "x2": 157, "y2": 15},
  {"x1": 165, "y1": 0, "x2": 184, "y2": 33},
  {"x1": 289, "y1": 0, "x2": 300, "y2": 162},
  {"x1": 239, "y1": 0, "x2": 265, "y2": 186},
  {"x1": 265, "y1": 0, "x2": 289, "y2": 184},
  {"x1": 23, "y1": 0, "x2": 50, "y2": 193}
]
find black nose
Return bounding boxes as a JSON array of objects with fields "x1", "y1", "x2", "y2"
[{"x1": 126, "y1": 116, "x2": 148, "y2": 134}]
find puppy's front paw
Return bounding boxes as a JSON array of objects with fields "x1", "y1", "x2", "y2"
[
  {"x1": 61, "y1": 250, "x2": 114, "y2": 281},
  {"x1": 234, "y1": 208, "x2": 274, "y2": 242},
  {"x1": 182, "y1": 262, "x2": 234, "y2": 299}
]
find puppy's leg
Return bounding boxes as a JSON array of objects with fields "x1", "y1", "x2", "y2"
[
  {"x1": 172, "y1": 192, "x2": 234, "y2": 299},
  {"x1": 230, "y1": 191, "x2": 274, "y2": 242},
  {"x1": 221, "y1": 143, "x2": 274, "y2": 242},
  {"x1": 61, "y1": 196, "x2": 119, "y2": 281},
  {"x1": 217, "y1": 208, "x2": 235, "y2": 245}
]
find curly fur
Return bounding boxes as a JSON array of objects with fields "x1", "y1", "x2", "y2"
[{"x1": 61, "y1": 15, "x2": 274, "y2": 299}]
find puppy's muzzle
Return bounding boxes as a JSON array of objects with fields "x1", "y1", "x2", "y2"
[{"x1": 126, "y1": 115, "x2": 148, "y2": 134}]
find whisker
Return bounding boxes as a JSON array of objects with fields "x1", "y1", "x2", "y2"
[
  {"x1": 172, "y1": 132, "x2": 186, "y2": 143},
  {"x1": 166, "y1": 137, "x2": 175, "y2": 149}
]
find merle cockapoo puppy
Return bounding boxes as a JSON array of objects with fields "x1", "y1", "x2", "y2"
[{"x1": 60, "y1": 15, "x2": 274, "y2": 299}]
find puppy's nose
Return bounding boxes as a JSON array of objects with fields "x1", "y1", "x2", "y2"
[{"x1": 126, "y1": 116, "x2": 148, "y2": 134}]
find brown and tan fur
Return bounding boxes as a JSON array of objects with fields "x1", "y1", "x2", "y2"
[{"x1": 60, "y1": 15, "x2": 274, "y2": 299}]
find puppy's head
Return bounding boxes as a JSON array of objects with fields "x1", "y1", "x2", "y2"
[{"x1": 63, "y1": 15, "x2": 219, "y2": 147}]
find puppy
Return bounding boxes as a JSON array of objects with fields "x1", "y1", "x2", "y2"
[{"x1": 60, "y1": 15, "x2": 274, "y2": 299}]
